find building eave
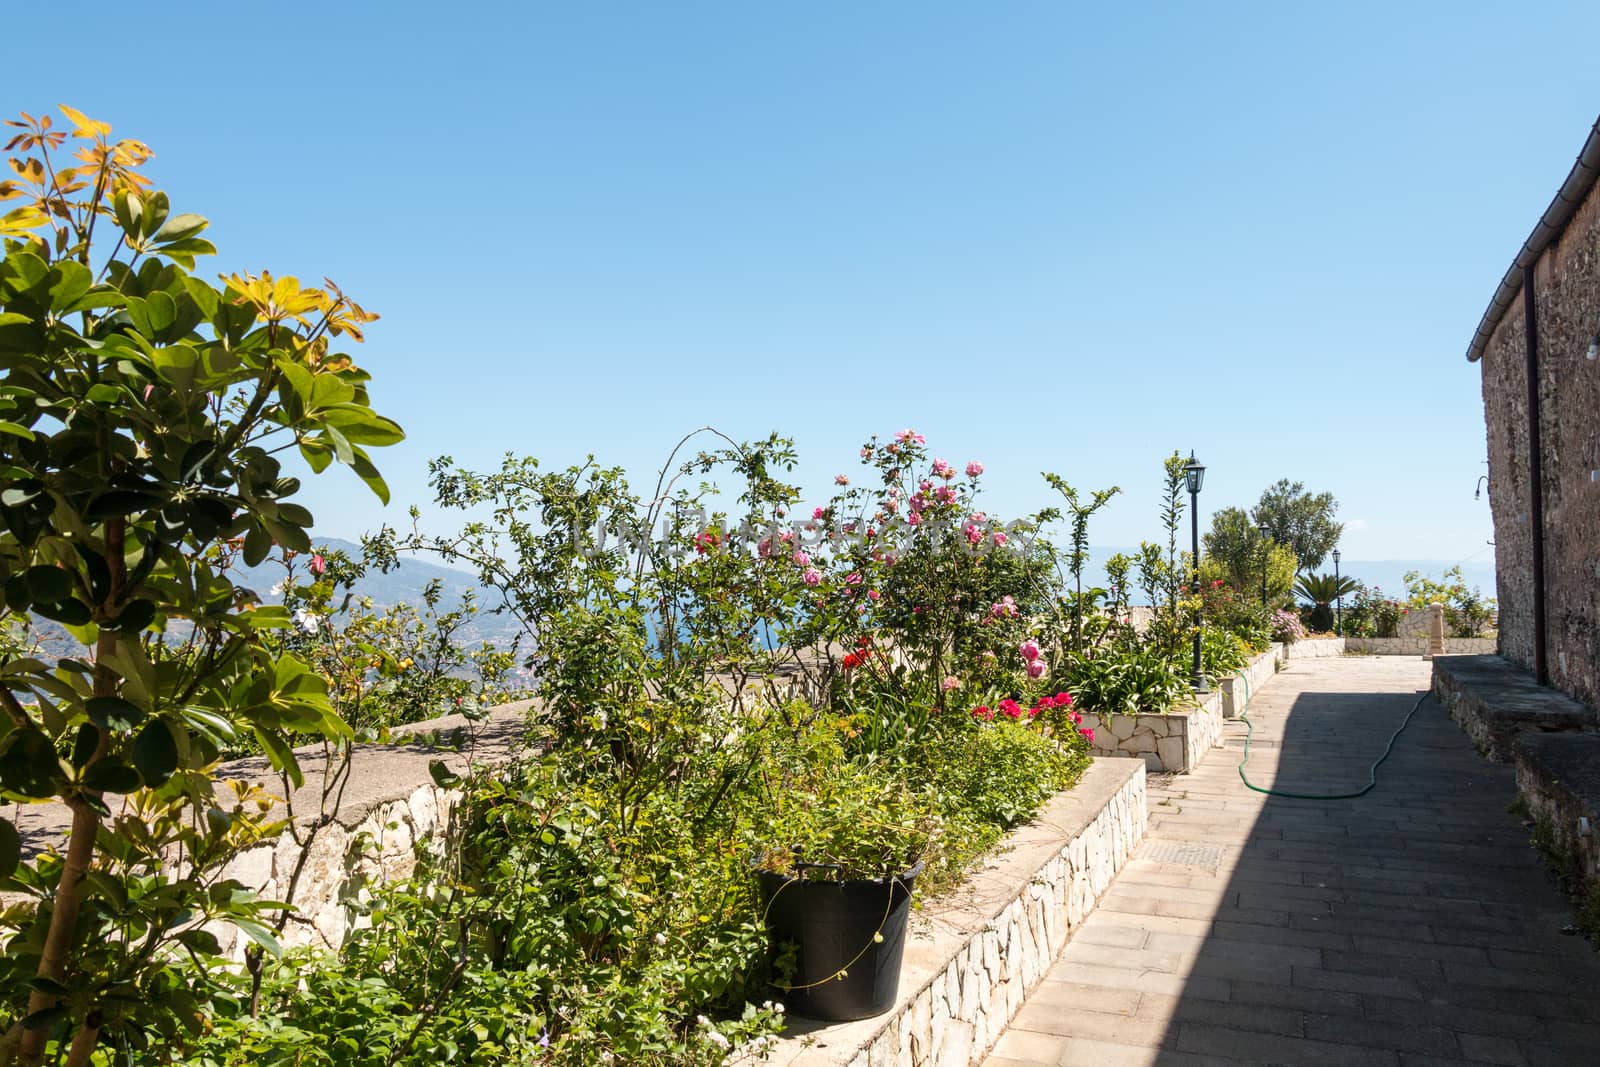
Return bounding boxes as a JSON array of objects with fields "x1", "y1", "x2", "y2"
[{"x1": 1465, "y1": 115, "x2": 1600, "y2": 363}]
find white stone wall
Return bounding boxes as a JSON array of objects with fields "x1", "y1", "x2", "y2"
[
  {"x1": 1283, "y1": 637, "x2": 1346, "y2": 659},
  {"x1": 1221, "y1": 645, "x2": 1283, "y2": 719},
  {"x1": 211, "y1": 781, "x2": 462, "y2": 957},
  {"x1": 1077, "y1": 710, "x2": 1192, "y2": 773},
  {"x1": 1077, "y1": 689, "x2": 1234, "y2": 775},
  {"x1": 773, "y1": 759, "x2": 1147, "y2": 1067},
  {"x1": 1345, "y1": 637, "x2": 1497, "y2": 656}
]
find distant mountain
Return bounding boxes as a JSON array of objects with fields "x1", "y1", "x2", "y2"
[
  {"x1": 20, "y1": 538, "x2": 532, "y2": 663},
  {"x1": 262, "y1": 538, "x2": 532, "y2": 653}
]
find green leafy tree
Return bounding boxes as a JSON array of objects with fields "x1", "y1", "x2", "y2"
[
  {"x1": 1252, "y1": 479, "x2": 1342, "y2": 572},
  {"x1": 1294, "y1": 573, "x2": 1358, "y2": 633},
  {"x1": 0, "y1": 108, "x2": 400, "y2": 1065},
  {"x1": 1201, "y1": 506, "x2": 1298, "y2": 604}
]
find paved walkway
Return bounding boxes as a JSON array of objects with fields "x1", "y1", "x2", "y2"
[{"x1": 984, "y1": 655, "x2": 1600, "y2": 1067}]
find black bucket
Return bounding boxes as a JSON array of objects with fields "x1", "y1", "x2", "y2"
[{"x1": 755, "y1": 861, "x2": 922, "y2": 1021}]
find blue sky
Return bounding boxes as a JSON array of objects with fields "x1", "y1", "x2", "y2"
[{"x1": 15, "y1": 1, "x2": 1600, "y2": 583}]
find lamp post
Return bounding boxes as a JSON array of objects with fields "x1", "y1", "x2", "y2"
[
  {"x1": 1184, "y1": 452, "x2": 1207, "y2": 693},
  {"x1": 1332, "y1": 548, "x2": 1343, "y2": 636},
  {"x1": 1257, "y1": 522, "x2": 1270, "y2": 607}
]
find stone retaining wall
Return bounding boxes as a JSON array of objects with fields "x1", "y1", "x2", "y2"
[
  {"x1": 770, "y1": 758, "x2": 1146, "y2": 1067},
  {"x1": 1514, "y1": 733, "x2": 1600, "y2": 897},
  {"x1": 1345, "y1": 636, "x2": 1497, "y2": 656},
  {"x1": 1432, "y1": 654, "x2": 1597, "y2": 761},
  {"x1": 1221, "y1": 645, "x2": 1283, "y2": 719},
  {"x1": 1077, "y1": 646, "x2": 1286, "y2": 772},
  {"x1": 1078, "y1": 695, "x2": 1224, "y2": 775},
  {"x1": 1282, "y1": 637, "x2": 1346, "y2": 659}
]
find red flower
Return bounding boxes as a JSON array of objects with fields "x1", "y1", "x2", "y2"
[
  {"x1": 971, "y1": 705, "x2": 993, "y2": 721},
  {"x1": 998, "y1": 698, "x2": 1023, "y2": 720},
  {"x1": 842, "y1": 651, "x2": 870, "y2": 671},
  {"x1": 1054, "y1": 691, "x2": 1073, "y2": 707},
  {"x1": 1081, "y1": 727, "x2": 1095, "y2": 743}
]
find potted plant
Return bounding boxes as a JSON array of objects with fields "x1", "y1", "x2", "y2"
[{"x1": 753, "y1": 750, "x2": 936, "y2": 1021}]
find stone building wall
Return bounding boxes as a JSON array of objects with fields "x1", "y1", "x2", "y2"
[{"x1": 1480, "y1": 172, "x2": 1600, "y2": 709}]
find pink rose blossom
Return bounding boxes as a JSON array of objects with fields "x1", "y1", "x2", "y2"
[
  {"x1": 861, "y1": 446, "x2": 872, "y2": 459},
  {"x1": 991, "y1": 531, "x2": 1008, "y2": 547},
  {"x1": 845, "y1": 571, "x2": 862, "y2": 586},
  {"x1": 802, "y1": 568, "x2": 822, "y2": 587},
  {"x1": 1019, "y1": 640, "x2": 1041, "y2": 662},
  {"x1": 970, "y1": 511, "x2": 987, "y2": 525},
  {"x1": 965, "y1": 523, "x2": 982, "y2": 545},
  {"x1": 813, "y1": 506, "x2": 827, "y2": 520},
  {"x1": 867, "y1": 588, "x2": 881, "y2": 600},
  {"x1": 966, "y1": 461, "x2": 984, "y2": 477},
  {"x1": 895, "y1": 428, "x2": 925, "y2": 445},
  {"x1": 919, "y1": 479, "x2": 934, "y2": 492},
  {"x1": 931, "y1": 458, "x2": 953, "y2": 479},
  {"x1": 792, "y1": 550, "x2": 810, "y2": 566},
  {"x1": 935, "y1": 485, "x2": 956, "y2": 504},
  {"x1": 941, "y1": 675, "x2": 961, "y2": 692},
  {"x1": 907, "y1": 512, "x2": 921, "y2": 526},
  {"x1": 310, "y1": 553, "x2": 326, "y2": 576},
  {"x1": 1026, "y1": 659, "x2": 1046, "y2": 679},
  {"x1": 834, "y1": 474, "x2": 849, "y2": 486}
]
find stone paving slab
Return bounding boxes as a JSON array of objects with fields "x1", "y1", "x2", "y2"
[{"x1": 983, "y1": 655, "x2": 1600, "y2": 1067}]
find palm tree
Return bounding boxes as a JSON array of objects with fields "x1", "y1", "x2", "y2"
[{"x1": 1295, "y1": 572, "x2": 1358, "y2": 633}]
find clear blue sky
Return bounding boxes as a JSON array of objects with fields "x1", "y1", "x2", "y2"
[{"x1": 16, "y1": 1, "x2": 1600, "y2": 579}]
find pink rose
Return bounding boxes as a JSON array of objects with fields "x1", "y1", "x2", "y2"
[
  {"x1": 802, "y1": 568, "x2": 822, "y2": 587},
  {"x1": 907, "y1": 512, "x2": 921, "y2": 526},
  {"x1": 867, "y1": 588, "x2": 881, "y2": 600},
  {"x1": 860, "y1": 446, "x2": 872, "y2": 459},
  {"x1": 965, "y1": 524, "x2": 982, "y2": 545},
  {"x1": 966, "y1": 461, "x2": 984, "y2": 477},
  {"x1": 792, "y1": 550, "x2": 810, "y2": 566},
  {"x1": 991, "y1": 532, "x2": 1008, "y2": 547},
  {"x1": 969, "y1": 511, "x2": 987, "y2": 525},
  {"x1": 835, "y1": 474, "x2": 849, "y2": 486},
  {"x1": 813, "y1": 506, "x2": 827, "y2": 520},
  {"x1": 1019, "y1": 640, "x2": 1041, "y2": 662},
  {"x1": 1027, "y1": 659, "x2": 1046, "y2": 679},
  {"x1": 941, "y1": 675, "x2": 961, "y2": 692},
  {"x1": 310, "y1": 553, "x2": 326, "y2": 575},
  {"x1": 931, "y1": 458, "x2": 953, "y2": 479}
]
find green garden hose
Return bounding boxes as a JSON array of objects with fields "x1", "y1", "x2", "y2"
[{"x1": 1231, "y1": 668, "x2": 1431, "y2": 801}]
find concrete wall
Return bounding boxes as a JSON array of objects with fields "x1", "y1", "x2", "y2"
[{"x1": 1479, "y1": 168, "x2": 1600, "y2": 709}]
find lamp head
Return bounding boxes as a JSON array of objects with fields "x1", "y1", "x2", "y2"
[{"x1": 1183, "y1": 452, "x2": 1206, "y2": 495}]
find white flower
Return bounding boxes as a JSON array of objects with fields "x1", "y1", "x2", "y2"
[
  {"x1": 653, "y1": 932, "x2": 667, "y2": 946},
  {"x1": 705, "y1": 1031, "x2": 731, "y2": 1050},
  {"x1": 269, "y1": 580, "x2": 285, "y2": 596},
  {"x1": 293, "y1": 607, "x2": 321, "y2": 634}
]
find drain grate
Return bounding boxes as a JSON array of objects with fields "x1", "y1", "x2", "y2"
[{"x1": 1141, "y1": 841, "x2": 1223, "y2": 869}]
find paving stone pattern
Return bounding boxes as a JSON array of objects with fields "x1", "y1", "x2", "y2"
[{"x1": 983, "y1": 656, "x2": 1600, "y2": 1067}]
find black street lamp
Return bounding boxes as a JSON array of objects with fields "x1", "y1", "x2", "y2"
[
  {"x1": 1257, "y1": 522, "x2": 1271, "y2": 606},
  {"x1": 1184, "y1": 452, "x2": 1207, "y2": 693},
  {"x1": 1332, "y1": 548, "x2": 1343, "y2": 636}
]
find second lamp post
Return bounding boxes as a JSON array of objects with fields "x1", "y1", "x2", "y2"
[{"x1": 1184, "y1": 452, "x2": 1207, "y2": 693}]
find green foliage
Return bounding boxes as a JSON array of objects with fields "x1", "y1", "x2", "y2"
[
  {"x1": 1402, "y1": 566, "x2": 1496, "y2": 637},
  {"x1": 1253, "y1": 479, "x2": 1342, "y2": 572},
  {"x1": 0, "y1": 108, "x2": 399, "y2": 1064},
  {"x1": 1200, "y1": 507, "x2": 1298, "y2": 604},
  {"x1": 1040, "y1": 474, "x2": 1120, "y2": 655},
  {"x1": 1064, "y1": 640, "x2": 1191, "y2": 716}
]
